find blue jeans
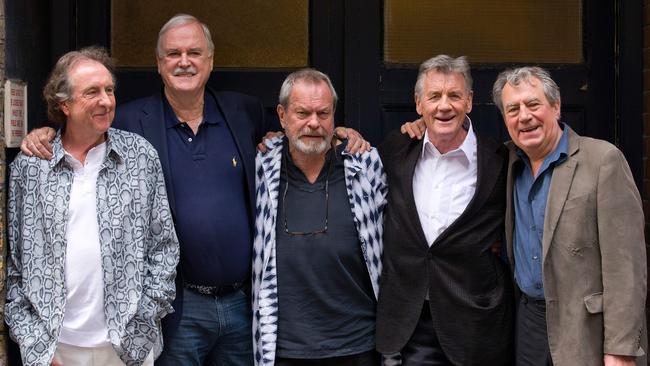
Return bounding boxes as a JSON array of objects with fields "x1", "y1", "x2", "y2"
[{"x1": 156, "y1": 287, "x2": 253, "y2": 366}]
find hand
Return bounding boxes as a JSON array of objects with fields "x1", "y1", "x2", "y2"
[
  {"x1": 257, "y1": 131, "x2": 285, "y2": 153},
  {"x1": 51, "y1": 353, "x2": 63, "y2": 366},
  {"x1": 334, "y1": 127, "x2": 370, "y2": 154},
  {"x1": 21, "y1": 127, "x2": 56, "y2": 159},
  {"x1": 604, "y1": 354, "x2": 635, "y2": 366},
  {"x1": 490, "y1": 241, "x2": 501, "y2": 255},
  {"x1": 400, "y1": 118, "x2": 426, "y2": 140}
]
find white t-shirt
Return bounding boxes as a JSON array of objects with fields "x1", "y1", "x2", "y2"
[{"x1": 58, "y1": 142, "x2": 110, "y2": 347}]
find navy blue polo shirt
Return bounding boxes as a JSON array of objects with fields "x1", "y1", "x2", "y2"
[
  {"x1": 513, "y1": 124, "x2": 568, "y2": 299},
  {"x1": 164, "y1": 93, "x2": 251, "y2": 287}
]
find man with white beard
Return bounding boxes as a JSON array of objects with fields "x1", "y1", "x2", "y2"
[{"x1": 251, "y1": 68, "x2": 387, "y2": 366}]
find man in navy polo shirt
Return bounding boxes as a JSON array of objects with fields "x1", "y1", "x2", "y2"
[{"x1": 21, "y1": 14, "x2": 368, "y2": 366}]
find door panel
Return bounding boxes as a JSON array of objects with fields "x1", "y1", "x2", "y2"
[
  {"x1": 344, "y1": 0, "x2": 606, "y2": 149},
  {"x1": 59, "y1": 0, "x2": 637, "y2": 183}
]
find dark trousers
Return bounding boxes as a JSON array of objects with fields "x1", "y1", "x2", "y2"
[
  {"x1": 401, "y1": 301, "x2": 453, "y2": 366},
  {"x1": 275, "y1": 350, "x2": 380, "y2": 366},
  {"x1": 516, "y1": 295, "x2": 554, "y2": 366}
]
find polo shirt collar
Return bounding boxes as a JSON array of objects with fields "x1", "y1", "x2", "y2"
[{"x1": 162, "y1": 92, "x2": 222, "y2": 129}]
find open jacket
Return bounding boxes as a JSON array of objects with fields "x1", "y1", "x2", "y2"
[
  {"x1": 6, "y1": 128, "x2": 179, "y2": 366},
  {"x1": 251, "y1": 137, "x2": 387, "y2": 366},
  {"x1": 376, "y1": 129, "x2": 514, "y2": 366},
  {"x1": 505, "y1": 126, "x2": 647, "y2": 365}
]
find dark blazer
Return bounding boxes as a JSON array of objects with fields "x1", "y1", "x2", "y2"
[
  {"x1": 376, "y1": 130, "x2": 514, "y2": 366},
  {"x1": 112, "y1": 87, "x2": 269, "y2": 337}
]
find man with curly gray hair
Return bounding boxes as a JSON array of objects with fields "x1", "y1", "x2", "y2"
[{"x1": 493, "y1": 66, "x2": 647, "y2": 366}]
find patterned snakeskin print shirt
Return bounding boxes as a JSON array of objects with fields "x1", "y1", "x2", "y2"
[{"x1": 6, "y1": 128, "x2": 179, "y2": 366}]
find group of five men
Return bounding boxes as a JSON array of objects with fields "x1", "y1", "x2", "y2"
[{"x1": 7, "y1": 12, "x2": 646, "y2": 366}]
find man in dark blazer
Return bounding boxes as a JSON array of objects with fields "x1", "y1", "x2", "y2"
[
  {"x1": 493, "y1": 66, "x2": 646, "y2": 366},
  {"x1": 376, "y1": 55, "x2": 514, "y2": 366},
  {"x1": 97, "y1": 14, "x2": 266, "y2": 366}
]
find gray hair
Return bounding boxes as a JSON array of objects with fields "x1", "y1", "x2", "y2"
[
  {"x1": 43, "y1": 46, "x2": 116, "y2": 126},
  {"x1": 414, "y1": 55, "x2": 472, "y2": 97},
  {"x1": 492, "y1": 66, "x2": 561, "y2": 114},
  {"x1": 278, "y1": 68, "x2": 338, "y2": 111},
  {"x1": 156, "y1": 14, "x2": 215, "y2": 58}
]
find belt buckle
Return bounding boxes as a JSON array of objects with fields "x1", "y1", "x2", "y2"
[
  {"x1": 185, "y1": 282, "x2": 242, "y2": 297},
  {"x1": 216, "y1": 282, "x2": 242, "y2": 296}
]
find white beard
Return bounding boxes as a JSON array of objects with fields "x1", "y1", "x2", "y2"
[{"x1": 288, "y1": 132, "x2": 332, "y2": 155}]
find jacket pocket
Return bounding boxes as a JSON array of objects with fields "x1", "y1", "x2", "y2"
[{"x1": 583, "y1": 292, "x2": 603, "y2": 313}]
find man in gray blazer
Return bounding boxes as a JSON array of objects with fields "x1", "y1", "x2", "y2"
[{"x1": 492, "y1": 66, "x2": 647, "y2": 366}]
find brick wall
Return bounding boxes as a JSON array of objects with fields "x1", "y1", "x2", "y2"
[
  {"x1": 645, "y1": 1, "x2": 650, "y2": 242},
  {"x1": 641, "y1": 0, "x2": 650, "y2": 365}
]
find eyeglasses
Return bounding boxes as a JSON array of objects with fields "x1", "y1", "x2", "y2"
[{"x1": 282, "y1": 152, "x2": 332, "y2": 236}]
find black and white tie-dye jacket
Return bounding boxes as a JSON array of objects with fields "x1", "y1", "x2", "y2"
[
  {"x1": 252, "y1": 136, "x2": 387, "y2": 366},
  {"x1": 6, "y1": 128, "x2": 179, "y2": 366}
]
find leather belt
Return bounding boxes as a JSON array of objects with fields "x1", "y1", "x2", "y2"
[
  {"x1": 184, "y1": 281, "x2": 243, "y2": 297},
  {"x1": 521, "y1": 293, "x2": 546, "y2": 307}
]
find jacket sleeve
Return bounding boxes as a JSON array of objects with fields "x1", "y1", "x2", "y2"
[
  {"x1": 4, "y1": 160, "x2": 50, "y2": 355},
  {"x1": 369, "y1": 148, "x2": 388, "y2": 215},
  {"x1": 598, "y1": 147, "x2": 646, "y2": 356},
  {"x1": 128, "y1": 150, "x2": 179, "y2": 332}
]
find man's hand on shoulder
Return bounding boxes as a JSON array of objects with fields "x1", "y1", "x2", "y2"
[
  {"x1": 334, "y1": 127, "x2": 370, "y2": 154},
  {"x1": 20, "y1": 127, "x2": 56, "y2": 159},
  {"x1": 401, "y1": 118, "x2": 426, "y2": 140},
  {"x1": 604, "y1": 354, "x2": 635, "y2": 366},
  {"x1": 257, "y1": 131, "x2": 285, "y2": 153}
]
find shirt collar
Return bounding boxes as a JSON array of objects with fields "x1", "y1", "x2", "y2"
[
  {"x1": 163, "y1": 92, "x2": 221, "y2": 129},
  {"x1": 421, "y1": 116, "x2": 477, "y2": 161},
  {"x1": 50, "y1": 128, "x2": 125, "y2": 170},
  {"x1": 64, "y1": 141, "x2": 107, "y2": 171},
  {"x1": 515, "y1": 122, "x2": 569, "y2": 170}
]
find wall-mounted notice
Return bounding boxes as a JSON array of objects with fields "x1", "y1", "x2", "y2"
[{"x1": 4, "y1": 79, "x2": 28, "y2": 148}]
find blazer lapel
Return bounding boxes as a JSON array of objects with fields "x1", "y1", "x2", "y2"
[
  {"x1": 433, "y1": 135, "x2": 503, "y2": 246},
  {"x1": 138, "y1": 93, "x2": 176, "y2": 212},
  {"x1": 505, "y1": 145, "x2": 519, "y2": 267},
  {"x1": 401, "y1": 138, "x2": 431, "y2": 249},
  {"x1": 542, "y1": 129, "x2": 580, "y2": 261}
]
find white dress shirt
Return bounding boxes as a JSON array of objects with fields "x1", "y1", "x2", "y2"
[
  {"x1": 59, "y1": 142, "x2": 110, "y2": 347},
  {"x1": 412, "y1": 118, "x2": 477, "y2": 246}
]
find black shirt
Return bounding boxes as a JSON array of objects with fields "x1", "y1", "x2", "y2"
[{"x1": 275, "y1": 141, "x2": 376, "y2": 358}]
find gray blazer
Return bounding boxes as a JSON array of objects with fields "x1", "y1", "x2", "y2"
[{"x1": 505, "y1": 126, "x2": 647, "y2": 365}]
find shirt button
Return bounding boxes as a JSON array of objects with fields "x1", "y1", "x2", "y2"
[
  {"x1": 533, "y1": 256, "x2": 538, "y2": 260},
  {"x1": 531, "y1": 225, "x2": 536, "y2": 230},
  {"x1": 188, "y1": 137, "x2": 193, "y2": 142}
]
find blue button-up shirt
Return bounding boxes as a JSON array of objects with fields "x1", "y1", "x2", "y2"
[{"x1": 513, "y1": 124, "x2": 568, "y2": 299}]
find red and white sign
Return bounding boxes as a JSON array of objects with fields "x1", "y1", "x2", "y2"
[{"x1": 4, "y1": 79, "x2": 28, "y2": 148}]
